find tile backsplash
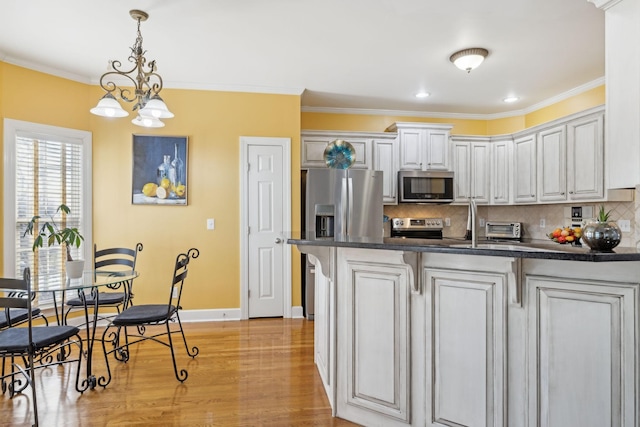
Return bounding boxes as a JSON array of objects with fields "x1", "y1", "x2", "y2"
[{"x1": 384, "y1": 199, "x2": 637, "y2": 247}]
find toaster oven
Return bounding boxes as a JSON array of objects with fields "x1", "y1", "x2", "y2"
[{"x1": 485, "y1": 222, "x2": 522, "y2": 240}]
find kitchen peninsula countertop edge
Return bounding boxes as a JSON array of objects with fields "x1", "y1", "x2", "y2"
[{"x1": 287, "y1": 235, "x2": 640, "y2": 262}]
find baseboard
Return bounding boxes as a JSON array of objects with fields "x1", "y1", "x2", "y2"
[{"x1": 63, "y1": 306, "x2": 304, "y2": 325}]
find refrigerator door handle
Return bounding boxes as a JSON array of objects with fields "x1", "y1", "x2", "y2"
[
  {"x1": 340, "y1": 176, "x2": 348, "y2": 237},
  {"x1": 347, "y1": 177, "x2": 353, "y2": 237}
]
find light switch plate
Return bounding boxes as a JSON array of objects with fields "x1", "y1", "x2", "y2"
[
  {"x1": 207, "y1": 218, "x2": 215, "y2": 230},
  {"x1": 618, "y1": 219, "x2": 631, "y2": 232}
]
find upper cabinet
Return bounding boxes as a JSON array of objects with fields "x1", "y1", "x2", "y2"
[
  {"x1": 513, "y1": 134, "x2": 538, "y2": 204},
  {"x1": 301, "y1": 130, "x2": 399, "y2": 204},
  {"x1": 450, "y1": 136, "x2": 491, "y2": 204},
  {"x1": 387, "y1": 123, "x2": 453, "y2": 171},
  {"x1": 301, "y1": 131, "x2": 372, "y2": 169},
  {"x1": 513, "y1": 107, "x2": 606, "y2": 204},
  {"x1": 491, "y1": 137, "x2": 512, "y2": 204},
  {"x1": 592, "y1": 0, "x2": 640, "y2": 189}
]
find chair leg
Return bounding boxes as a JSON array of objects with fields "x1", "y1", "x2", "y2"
[
  {"x1": 28, "y1": 352, "x2": 38, "y2": 427},
  {"x1": 174, "y1": 313, "x2": 199, "y2": 358},
  {"x1": 165, "y1": 322, "x2": 188, "y2": 382}
]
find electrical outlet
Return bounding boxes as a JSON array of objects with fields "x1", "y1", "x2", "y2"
[
  {"x1": 207, "y1": 218, "x2": 215, "y2": 230},
  {"x1": 618, "y1": 219, "x2": 631, "y2": 232},
  {"x1": 479, "y1": 218, "x2": 485, "y2": 227},
  {"x1": 172, "y1": 288, "x2": 178, "y2": 298},
  {"x1": 540, "y1": 218, "x2": 546, "y2": 228},
  {"x1": 445, "y1": 218, "x2": 451, "y2": 227}
]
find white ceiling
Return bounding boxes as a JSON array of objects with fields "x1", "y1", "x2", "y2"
[{"x1": 0, "y1": 0, "x2": 604, "y2": 117}]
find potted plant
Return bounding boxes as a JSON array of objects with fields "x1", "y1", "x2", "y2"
[
  {"x1": 23, "y1": 203, "x2": 85, "y2": 278},
  {"x1": 581, "y1": 205, "x2": 622, "y2": 252}
]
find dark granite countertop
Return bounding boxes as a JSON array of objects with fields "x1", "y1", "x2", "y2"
[{"x1": 287, "y1": 233, "x2": 640, "y2": 262}]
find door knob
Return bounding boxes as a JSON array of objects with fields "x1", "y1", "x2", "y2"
[{"x1": 275, "y1": 237, "x2": 282, "y2": 244}]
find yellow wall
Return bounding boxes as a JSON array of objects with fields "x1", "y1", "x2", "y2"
[
  {"x1": 525, "y1": 86, "x2": 606, "y2": 128},
  {"x1": 1, "y1": 63, "x2": 302, "y2": 311},
  {"x1": 301, "y1": 87, "x2": 606, "y2": 136}
]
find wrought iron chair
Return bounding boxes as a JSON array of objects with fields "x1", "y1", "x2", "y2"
[
  {"x1": 101, "y1": 248, "x2": 199, "y2": 384},
  {"x1": 0, "y1": 268, "x2": 83, "y2": 426},
  {"x1": 0, "y1": 287, "x2": 49, "y2": 395},
  {"x1": 63, "y1": 243, "x2": 143, "y2": 324}
]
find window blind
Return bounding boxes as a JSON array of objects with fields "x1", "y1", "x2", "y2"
[{"x1": 14, "y1": 135, "x2": 85, "y2": 301}]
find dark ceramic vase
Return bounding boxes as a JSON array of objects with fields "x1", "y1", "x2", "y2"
[{"x1": 581, "y1": 220, "x2": 622, "y2": 252}]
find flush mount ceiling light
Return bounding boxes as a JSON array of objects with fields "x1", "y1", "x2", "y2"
[
  {"x1": 90, "y1": 10, "x2": 174, "y2": 127},
  {"x1": 449, "y1": 48, "x2": 489, "y2": 73},
  {"x1": 415, "y1": 92, "x2": 430, "y2": 98},
  {"x1": 503, "y1": 96, "x2": 520, "y2": 103}
]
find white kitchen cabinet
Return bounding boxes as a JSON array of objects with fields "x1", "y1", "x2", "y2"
[
  {"x1": 526, "y1": 275, "x2": 638, "y2": 427},
  {"x1": 336, "y1": 248, "x2": 412, "y2": 426},
  {"x1": 591, "y1": 0, "x2": 640, "y2": 189},
  {"x1": 300, "y1": 131, "x2": 374, "y2": 169},
  {"x1": 537, "y1": 125, "x2": 567, "y2": 202},
  {"x1": 513, "y1": 134, "x2": 537, "y2": 203},
  {"x1": 387, "y1": 123, "x2": 453, "y2": 171},
  {"x1": 567, "y1": 113, "x2": 604, "y2": 200},
  {"x1": 373, "y1": 135, "x2": 400, "y2": 204},
  {"x1": 425, "y1": 267, "x2": 507, "y2": 427},
  {"x1": 450, "y1": 137, "x2": 491, "y2": 204},
  {"x1": 311, "y1": 255, "x2": 335, "y2": 409},
  {"x1": 491, "y1": 137, "x2": 512, "y2": 204}
]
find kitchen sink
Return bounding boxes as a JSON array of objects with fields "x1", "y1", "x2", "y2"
[{"x1": 449, "y1": 243, "x2": 556, "y2": 252}]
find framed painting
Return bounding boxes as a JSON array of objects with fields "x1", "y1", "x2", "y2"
[{"x1": 132, "y1": 135, "x2": 188, "y2": 205}]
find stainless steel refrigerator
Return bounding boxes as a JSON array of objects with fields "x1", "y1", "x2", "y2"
[{"x1": 303, "y1": 168, "x2": 383, "y2": 319}]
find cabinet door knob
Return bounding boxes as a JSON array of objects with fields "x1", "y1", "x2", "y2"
[
  {"x1": 569, "y1": 191, "x2": 574, "y2": 194},
  {"x1": 561, "y1": 192, "x2": 565, "y2": 195},
  {"x1": 531, "y1": 194, "x2": 535, "y2": 197}
]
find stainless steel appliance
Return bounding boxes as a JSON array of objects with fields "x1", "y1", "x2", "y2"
[
  {"x1": 303, "y1": 168, "x2": 384, "y2": 319},
  {"x1": 398, "y1": 170, "x2": 454, "y2": 203},
  {"x1": 390, "y1": 217, "x2": 444, "y2": 239},
  {"x1": 485, "y1": 221, "x2": 522, "y2": 240}
]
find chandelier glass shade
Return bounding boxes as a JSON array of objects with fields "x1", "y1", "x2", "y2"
[
  {"x1": 90, "y1": 10, "x2": 173, "y2": 127},
  {"x1": 449, "y1": 48, "x2": 489, "y2": 73}
]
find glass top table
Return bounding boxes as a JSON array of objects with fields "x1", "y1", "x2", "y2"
[{"x1": 40, "y1": 269, "x2": 139, "y2": 390}]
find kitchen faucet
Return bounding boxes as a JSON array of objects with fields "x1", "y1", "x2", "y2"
[{"x1": 465, "y1": 198, "x2": 478, "y2": 248}]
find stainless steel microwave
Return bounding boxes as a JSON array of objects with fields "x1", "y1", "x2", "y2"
[{"x1": 398, "y1": 170, "x2": 454, "y2": 203}]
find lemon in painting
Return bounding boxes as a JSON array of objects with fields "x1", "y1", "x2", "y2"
[
  {"x1": 175, "y1": 184, "x2": 186, "y2": 198},
  {"x1": 156, "y1": 186, "x2": 168, "y2": 199},
  {"x1": 142, "y1": 182, "x2": 158, "y2": 197},
  {"x1": 160, "y1": 177, "x2": 171, "y2": 190}
]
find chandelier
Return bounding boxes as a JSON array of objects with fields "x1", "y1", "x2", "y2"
[{"x1": 90, "y1": 9, "x2": 173, "y2": 128}]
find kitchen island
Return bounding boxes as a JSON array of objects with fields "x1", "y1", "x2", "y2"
[{"x1": 289, "y1": 235, "x2": 640, "y2": 427}]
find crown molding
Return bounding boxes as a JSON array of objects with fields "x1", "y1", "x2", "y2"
[
  {"x1": 587, "y1": 0, "x2": 623, "y2": 10},
  {"x1": 301, "y1": 77, "x2": 605, "y2": 121}
]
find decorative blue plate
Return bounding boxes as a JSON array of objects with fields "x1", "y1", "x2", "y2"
[{"x1": 324, "y1": 139, "x2": 355, "y2": 169}]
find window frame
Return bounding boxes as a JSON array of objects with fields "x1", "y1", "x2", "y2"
[{"x1": 3, "y1": 118, "x2": 93, "y2": 281}]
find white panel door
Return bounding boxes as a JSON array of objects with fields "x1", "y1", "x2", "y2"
[
  {"x1": 538, "y1": 125, "x2": 567, "y2": 202},
  {"x1": 399, "y1": 128, "x2": 424, "y2": 170},
  {"x1": 247, "y1": 143, "x2": 285, "y2": 317},
  {"x1": 373, "y1": 137, "x2": 399, "y2": 204},
  {"x1": 527, "y1": 276, "x2": 638, "y2": 427},
  {"x1": 451, "y1": 141, "x2": 471, "y2": 202},
  {"x1": 491, "y1": 140, "x2": 511, "y2": 204},
  {"x1": 426, "y1": 269, "x2": 506, "y2": 427},
  {"x1": 567, "y1": 114, "x2": 604, "y2": 200},
  {"x1": 513, "y1": 134, "x2": 537, "y2": 203},
  {"x1": 426, "y1": 129, "x2": 450, "y2": 170}
]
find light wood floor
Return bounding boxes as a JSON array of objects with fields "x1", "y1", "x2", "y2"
[{"x1": 1, "y1": 318, "x2": 358, "y2": 426}]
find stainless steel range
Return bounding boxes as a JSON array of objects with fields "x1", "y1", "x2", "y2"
[{"x1": 391, "y1": 217, "x2": 444, "y2": 239}]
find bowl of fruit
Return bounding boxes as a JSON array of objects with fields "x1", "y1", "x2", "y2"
[{"x1": 548, "y1": 227, "x2": 582, "y2": 245}]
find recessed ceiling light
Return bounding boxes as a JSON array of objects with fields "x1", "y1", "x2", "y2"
[
  {"x1": 415, "y1": 92, "x2": 430, "y2": 98},
  {"x1": 503, "y1": 96, "x2": 519, "y2": 103}
]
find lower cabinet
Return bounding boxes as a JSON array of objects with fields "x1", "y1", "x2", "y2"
[
  {"x1": 425, "y1": 268, "x2": 507, "y2": 427},
  {"x1": 526, "y1": 276, "x2": 638, "y2": 427},
  {"x1": 336, "y1": 249, "x2": 412, "y2": 426}
]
